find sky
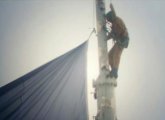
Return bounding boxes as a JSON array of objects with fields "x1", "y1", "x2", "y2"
[{"x1": 0, "y1": 0, "x2": 165, "y2": 120}]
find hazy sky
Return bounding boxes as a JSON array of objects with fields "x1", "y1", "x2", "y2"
[{"x1": 0, "y1": 0, "x2": 165, "y2": 120}]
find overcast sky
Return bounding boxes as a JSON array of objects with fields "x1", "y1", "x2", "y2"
[{"x1": 0, "y1": 0, "x2": 165, "y2": 120}]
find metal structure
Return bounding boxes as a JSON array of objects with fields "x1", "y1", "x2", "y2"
[{"x1": 93, "y1": 0, "x2": 117, "y2": 120}]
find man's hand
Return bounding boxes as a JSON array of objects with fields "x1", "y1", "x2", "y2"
[
  {"x1": 110, "y1": 3, "x2": 116, "y2": 18},
  {"x1": 110, "y1": 3, "x2": 113, "y2": 9}
]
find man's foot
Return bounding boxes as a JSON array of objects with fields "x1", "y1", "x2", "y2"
[{"x1": 110, "y1": 68, "x2": 118, "y2": 79}]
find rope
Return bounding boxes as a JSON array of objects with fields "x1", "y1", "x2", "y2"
[
  {"x1": 87, "y1": 28, "x2": 96, "y2": 40},
  {"x1": 86, "y1": 0, "x2": 96, "y2": 41},
  {"x1": 92, "y1": 0, "x2": 96, "y2": 28}
]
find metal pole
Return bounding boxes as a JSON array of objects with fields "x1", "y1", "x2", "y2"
[{"x1": 93, "y1": 0, "x2": 117, "y2": 120}]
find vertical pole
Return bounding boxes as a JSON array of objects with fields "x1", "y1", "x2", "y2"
[
  {"x1": 95, "y1": 0, "x2": 108, "y2": 71},
  {"x1": 93, "y1": 0, "x2": 117, "y2": 120}
]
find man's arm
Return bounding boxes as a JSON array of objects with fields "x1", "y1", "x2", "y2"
[{"x1": 110, "y1": 3, "x2": 116, "y2": 18}]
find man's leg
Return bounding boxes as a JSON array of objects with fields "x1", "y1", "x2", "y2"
[
  {"x1": 108, "y1": 45, "x2": 115, "y2": 70},
  {"x1": 109, "y1": 43, "x2": 123, "y2": 78},
  {"x1": 113, "y1": 43, "x2": 123, "y2": 78}
]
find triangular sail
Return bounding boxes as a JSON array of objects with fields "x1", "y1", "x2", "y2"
[{"x1": 0, "y1": 41, "x2": 88, "y2": 120}]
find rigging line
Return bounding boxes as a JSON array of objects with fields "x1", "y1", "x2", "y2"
[
  {"x1": 87, "y1": 28, "x2": 96, "y2": 41},
  {"x1": 92, "y1": 0, "x2": 96, "y2": 28},
  {"x1": 86, "y1": 0, "x2": 96, "y2": 41}
]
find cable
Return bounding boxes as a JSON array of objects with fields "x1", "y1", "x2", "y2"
[
  {"x1": 92, "y1": 0, "x2": 96, "y2": 29},
  {"x1": 87, "y1": 28, "x2": 96, "y2": 41},
  {"x1": 86, "y1": 0, "x2": 96, "y2": 41}
]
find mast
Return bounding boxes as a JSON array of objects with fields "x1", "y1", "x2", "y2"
[
  {"x1": 95, "y1": 0, "x2": 108, "y2": 70},
  {"x1": 93, "y1": 0, "x2": 117, "y2": 120}
]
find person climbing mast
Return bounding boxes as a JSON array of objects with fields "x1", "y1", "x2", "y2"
[{"x1": 105, "y1": 3, "x2": 129, "y2": 79}]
